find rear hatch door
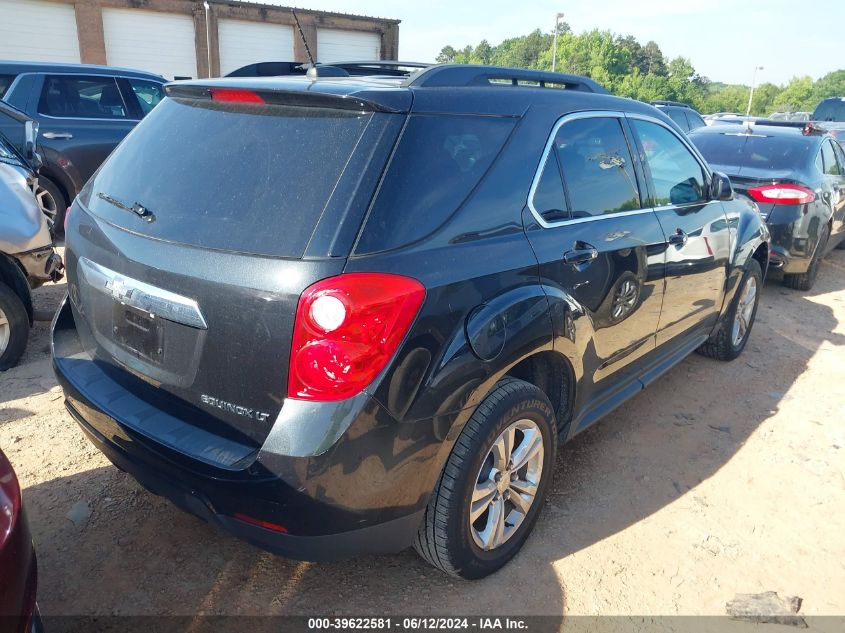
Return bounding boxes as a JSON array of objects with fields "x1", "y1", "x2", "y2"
[{"x1": 65, "y1": 85, "x2": 405, "y2": 451}]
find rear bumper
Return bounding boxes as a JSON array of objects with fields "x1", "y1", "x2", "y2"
[
  {"x1": 766, "y1": 221, "x2": 813, "y2": 274},
  {"x1": 52, "y1": 297, "x2": 433, "y2": 561}
]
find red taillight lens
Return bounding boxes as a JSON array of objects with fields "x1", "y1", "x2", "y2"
[
  {"x1": 288, "y1": 273, "x2": 426, "y2": 402},
  {"x1": 747, "y1": 184, "x2": 816, "y2": 205},
  {"x1": 0, "y1": 451, "x2": 21, "y2": 549},
  {"x1": 209, "y1": 88, "x2": 265, "y2": 104}
]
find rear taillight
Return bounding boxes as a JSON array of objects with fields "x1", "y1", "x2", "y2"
[
  {"x1": 209, "y1": 88, "x2": 265, "y2": 104},
  {"x1": 747, "y1": 184, "x2": 816, "y2": 205},
  {"x1": 0, "y1": 452, "x2": 21, "y2": 549},
  {"x1": 288, "y1": 273, "x2": 426, "y2": 402}
]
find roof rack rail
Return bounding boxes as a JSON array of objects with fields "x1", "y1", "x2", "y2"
[
  {"x1": 405, "y1": 64, "x2": 608, "y2": 94},
  {"x1": 651, "y1": 100, "x2": 691, "y2": 108}
]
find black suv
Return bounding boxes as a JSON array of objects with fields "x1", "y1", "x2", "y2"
[
  {"x1": 0, "y1": 62, "x2": 166, "y2": 231},
  {"x1": 52, "y1": 64, "x2": 769, "y2": 579},
  {"x1": 651, "y1": 101, "x2": 706, "y2": 133}
]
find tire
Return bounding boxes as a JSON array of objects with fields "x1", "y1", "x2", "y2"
[
  {"x1": 0, "y1": 283, "x2": 30, "y2": 371},
  {"x1": 414, "y1": 377, "x2": 557, "y2": 579},
  {"x1": 35, "y1": 176, "x2": 67, "y2": 236},
  {"x1": 697, "y1": 258, "x2": 762, "y2": 362},
  {"x1": 783, "y1": 224, "x2": 830, "y2": 291}
]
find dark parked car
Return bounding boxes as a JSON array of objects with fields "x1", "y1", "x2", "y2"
[
  {"x1": 811, "y1": 96, "x2": 845, "y2": 142},
  {"x1": 0, "y1": 101, "x2": 63, "y2": 370},
  {"x1": 0, "y1": 61, "x2": 166, "y2": 231},
  {"x1": 651, "y1": 101, "x2": 707, "y2": 133},
  {"x1": 691, "y1": 122, "x2": 845, "y2": 290},
  {"x1": 0, "y1": 448, "x2": 40, "y2": 632},
  {"x1": 52, "y1": 64, "x2": 769, "y2": 579}
]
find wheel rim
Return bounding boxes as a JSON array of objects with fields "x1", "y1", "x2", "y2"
[
  {"x1": 612, "y1": 279, "x2": 638, "y2": 319},
  {"x1": 36, "y1": 185, "x2": 59, "y2": 228},
  {"x1": 731, "y1": 275, "x2": 758, "y2": 347},
  {"x1": 470, "y1": 419, "x2": 544, "y2": 551},
  {"x1": 0, "y1": 306, "x2": 10, "y2": 356}
]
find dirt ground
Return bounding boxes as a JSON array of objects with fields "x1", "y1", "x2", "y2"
[{"x1": 1, "y1": 250, "x2": 844, "y2": 621}]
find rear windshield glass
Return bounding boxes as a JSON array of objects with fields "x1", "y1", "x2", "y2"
[
  {"x1": 85, "y1": 97, "x2": 375, "y2": 257},
  {"x1": 691, "y1": 132, "x2": 815, "y2": 172},
  {"x1": 355, "y1": 114, "x2": 514, "y2": 253},
  {"x1": 813, "y1": 98, "x2": 845, "y2": 122}
]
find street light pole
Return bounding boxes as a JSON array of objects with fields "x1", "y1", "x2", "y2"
[
  {"x1": 203, "y1": 1, "x2": 213, "y2": 78},
  {"x1": 745, "y1": 65, "x2": 764, "y2": 117},
  {"x1": 551, "y1": 12, "x2": 564, "y2": 72}
]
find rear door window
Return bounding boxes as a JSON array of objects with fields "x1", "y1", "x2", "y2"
[
  {"x1": 85, "y1": 96, "x2": 383, "y2": 258},
  {"x1": 39, "y1": 75, "x2": 129, "y2": 119},
  {"x1": 531, "y1": 150, "x2": 569, "y2": 223},
  {"x1": 553, "y1": 116, "x2": 642, "y2": 218},
  {"x1": 632, "y1": 120, "x2": 707, "y2": 206}
]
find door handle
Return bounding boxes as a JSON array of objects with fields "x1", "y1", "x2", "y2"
[
  {"x1": 42, "y1": 132, "x2": 73, "y2": 139},
  {"x1": 668, "y1": 229, "x2": 688, "y2": 246},
  {"x1": 563, "y1": 243, "x2": 599, "y2": 266}
]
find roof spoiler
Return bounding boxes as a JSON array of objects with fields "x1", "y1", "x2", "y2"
[{"x1": 404, "y1": 64, "x2": 608, "y2": 93}]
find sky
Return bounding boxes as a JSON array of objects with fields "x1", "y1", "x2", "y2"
[{"x1": 270, "y1": 0, "x2": 842, "y2": 85}]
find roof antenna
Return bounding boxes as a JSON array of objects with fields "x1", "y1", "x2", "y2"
[{"x1": 291, "y1": 9, "x2": 316, "y2": 69}]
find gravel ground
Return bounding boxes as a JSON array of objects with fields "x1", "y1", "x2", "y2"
[{"x1": 1, "y1": 251, "x2": 844, "y2": 621}]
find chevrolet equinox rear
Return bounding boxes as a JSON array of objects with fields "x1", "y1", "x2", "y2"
[{"x1": 53, "y1": 64, "x2": 769, "y2": 579}]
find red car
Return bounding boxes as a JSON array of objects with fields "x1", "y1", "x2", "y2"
[{"x1": 0, "y1": 449, "x2": 39, "y2": 632}]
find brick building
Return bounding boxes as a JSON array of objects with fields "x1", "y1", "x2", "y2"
[{"x1": 0, "y1": 0, "x2": 400, "y2": 80}]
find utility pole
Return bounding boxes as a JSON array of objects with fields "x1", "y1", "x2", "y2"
[
  {"x1": 203, "y1": 1, "x2": 213, "y2": 78},
  {"x1": 745, "y1": 65, "x2": 764, "y2": 117},
  {"x1": 551, "y1": 12, "x2": 565, "y2": 72}
]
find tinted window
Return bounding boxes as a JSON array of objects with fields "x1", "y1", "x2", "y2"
[
  {"x1": 686, "y1": 111, "x2": 706, "y2": 131},
  {"x1": 551, "y1": 117, "x2": 641, "y2": 218},
  {"x1": 666, "y1": 109, "x2": 689, "y2": 131},
  {"x1": 86, "y1": 97, "x2": 376, "y2": 257},
  {"x1": 39, "y1": 75, "x2": 128, "y2": 118},
  {"x1": 0, "y1": 74, "x2": 16, "y2": 99},
  {"x1": 833, "y1": 142, "x2": 845, "y2": 174},
  {"x1": 812, "y1": 98, "x2": 845, "y2": 122},
  {"x1": 356, "y1": 115, "x2": 514, "y2": 253},
  {"x1": 822, "y1": 140, "x2": 841, "y2": 175},
  {"x1": 633, "y1": 120, "x2": 706, "y2": 206},
  {"x1": 127, "y1": 78, "x2": 163, "y2": 117},
  {"x1": 532, "y1": 151, "x2": 568, "y2": 222},
  {"x1": 691, "y1": 131, "x2": 816, "y2": 172}
]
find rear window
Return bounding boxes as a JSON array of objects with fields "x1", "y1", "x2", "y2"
[
  {"x1": 691, "y1": 131, "x2": 815, "y2": 172},
  {"x1": 812, "y1": 98, "x2": 845, "y2": 122},
  {"x1": 355, "y1": 114, "x2": 514, "y2": 253},
  {"x1": 85, "y1": 97, "x2": 376, "y2": 257}
]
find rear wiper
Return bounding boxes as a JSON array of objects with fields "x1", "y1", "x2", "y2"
[{"x1": 96, "y1": 192, "x2": 156, "y2": 223}]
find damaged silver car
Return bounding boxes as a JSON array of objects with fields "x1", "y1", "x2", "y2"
[{"x1": 0, "y1": 101, "x2": 63, "y2": 369}]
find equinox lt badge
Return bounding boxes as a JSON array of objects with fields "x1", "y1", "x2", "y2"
[{"x1": 200, "y1": 395, "x2": 270, "y2": 422}]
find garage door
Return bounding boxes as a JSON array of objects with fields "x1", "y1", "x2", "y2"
[
  {"x1": 218, "y1": 20, "x2": 295, "y2": 76},
  {"x1": 0, "y1": 0, "x2": 80, "y2": 64},
  {"x1": 317, "y1": 30, "x2": 381, "y2": 63},
  {"x1": 102, "y1": 8, "x2": 197, "y2": 80}
]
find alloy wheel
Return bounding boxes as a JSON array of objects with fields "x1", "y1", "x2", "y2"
[
  {"x1": 470, "y1": 419, "x2": 544, "y2": 551},
  {"x1": 0, "y1": 306, "x2": 10, "y2": 355},
  {"x1": 731, "y1": 276, "x2": 758, "y2": 347}
]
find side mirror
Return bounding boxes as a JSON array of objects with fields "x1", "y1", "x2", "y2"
[{"x1": 710, "y1": 172, "x2": 733, "y2": 201}]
